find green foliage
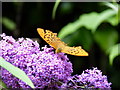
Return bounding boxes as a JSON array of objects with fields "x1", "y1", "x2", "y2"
[
  {"x1": 0, "y1": 80, "x2": 7, "y2": 89},
  {"x1": 105, "y1": 2, "x2": 118, "y2": 12},
  {"x1": 94, "y1": 25, "x2": 118, "y2": 52},
  {"x1": 52, "y1": 0, "x2": 61, "y2": 19},
  {"x1": 105, "y1": 3, "x2": 120, "y2": 26},
  {"x1": 58, "y1": 9, "x2": 117, "y2": 39},
  {"x1": 2, "y1": 17, "x2": 16, "y2": 31},
  {"x1": 62, "y1": 28, "x2": 93, "y2": 50},
  {"x1": 0, "y1": 57, "x2": 35, "y2": 88},
  {"x1": 108, "y1": 44, "x2": 120, "y2": 65},
  {"x1": 57, "y1": 3, "x2": 119, "y2": 70},
  {"x1": 106, "y1": 15, "x2": 119, "y2": 26}
]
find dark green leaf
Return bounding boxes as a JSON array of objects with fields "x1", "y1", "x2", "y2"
[
  {"x1": 62, "y1": 28, "x2": 93, "y2": 50},
  {"x1": 94, "y1": 25, "x2": 118, "y2": 52}
]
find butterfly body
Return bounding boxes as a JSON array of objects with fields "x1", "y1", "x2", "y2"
[{"x1": 37, "y1": 28, "x2": 88, "y2": 56}]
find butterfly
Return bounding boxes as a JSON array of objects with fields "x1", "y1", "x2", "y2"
[{"x1": 37, "y1": 28, "x2": 88, "y2": 56}]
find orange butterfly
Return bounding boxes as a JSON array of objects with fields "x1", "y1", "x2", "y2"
[{"x1": 37, "y1": 28, "x2": 88, "y2": 56}]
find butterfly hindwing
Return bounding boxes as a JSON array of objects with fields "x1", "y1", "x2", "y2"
[{"x1": 61, "y1": 46, "x2": 88, "y2": 56}]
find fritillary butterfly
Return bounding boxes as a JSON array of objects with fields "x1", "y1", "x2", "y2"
[{"x1": 37, "y1": 28, "x2": 88, "y2": 56}]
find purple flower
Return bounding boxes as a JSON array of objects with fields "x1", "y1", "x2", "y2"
[
  {"x1": 0, "y1": 33, "x2": 112, "y2": 89},
  {"x1": 0, "y1": 33, "x2": 73, "y2": 88},
  {"x1": 61, "y1": 67, "x2": 112, "y2": 89}
]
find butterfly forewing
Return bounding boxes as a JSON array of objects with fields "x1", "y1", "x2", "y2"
[{"x1": 37, "y1": 28, "x2": 66, "y2": 49}]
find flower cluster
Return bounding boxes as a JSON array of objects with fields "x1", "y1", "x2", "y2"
[
  {"x1": 0, "y1": 33, "x2": 73, "y2": 88},
  {"x1": 61, "y1": 67, "x2": 112, "y2": 89},
  {"x1": 0, "y1": 33, "x2": 111, "y2": 89}
]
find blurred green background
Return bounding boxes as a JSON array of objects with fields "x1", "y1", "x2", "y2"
[{"x1": 2, "y1": 2, "x2": 120, "y2": 89}]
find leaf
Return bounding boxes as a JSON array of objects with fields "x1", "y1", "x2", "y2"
[
  {"x1": 2, "y1": 17, "x2": 16, "y2": 31},
  {"x1": 108, "y1": 44, "x2": 120, "y2": 65},
  {"x1": 52, "y1": 0, "x2": 61, "y2": 19},
  {"x1": 94, "y1": 25, "x2": 118, "y2": 52},
  {"x1": 105, "y1": 2, "x2": 118, "y2": 12},
  {"x1": 0, "y1": 57, "x2": 35, "y2": 88},
  {"x1": 0, "y1": 80, "x2": 7, "y2": 89},
  {"x1": 106, "y1": 15, "x2": 118, "y2": 26},
  {"x1": 62, "y1": 28, "x2": 93, "y2": 50},
  {"x1": 105, "y1": 3, "x2": 120, "y2": 26},
  {"x1": 58, "y1": 9, "x2": 117, "y2": 39}
]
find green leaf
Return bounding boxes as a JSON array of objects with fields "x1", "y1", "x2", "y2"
[
  {"x1": 0, "y1": 80, "x2": 7, "y2": 89},
  {"x1": 106, "y1": 15, "x2": 118, "y2": 26},
  {"x1": 52, "y1": 0, "x2": 61, "y2": 19},
  {"x1": 0, "y1": 57, "x2": 35, "y2": 88},
  {"x1": 105, "y1": 3, "x2": 120, "y2": 26},
  {"x1": 105, "y1": 2, "x2": 118, "y2": 13},
  {"x1": 58, "y1": 19, "x2": 82, "y2": 39},
  {"x1": 2, "y1": 17, "x2": 16, "y2": 31},
  {"x1": 58, "y1": 9, "x2": 116, "y2": 39},
  {"x1": 94, "y1": 25, "x2": 118, "y2": 52},
  {"x1": 108, "y1": 44, "x2": 120, "y2": 65},
  {"x1": 62, "y1": 28, "x2": 93, "y2": 50}
]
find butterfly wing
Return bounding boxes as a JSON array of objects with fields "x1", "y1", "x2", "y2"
[
  {"x1": 37, "y1": 28, "x2": 66, "y2": 49},
  {"x1": 61, "y1": 46, "x2": 88, "y2": 56}
]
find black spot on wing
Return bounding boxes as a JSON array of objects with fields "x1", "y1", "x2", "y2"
[{"x1": 67, "y1": 47, "x2": 79, "y2": 54}]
